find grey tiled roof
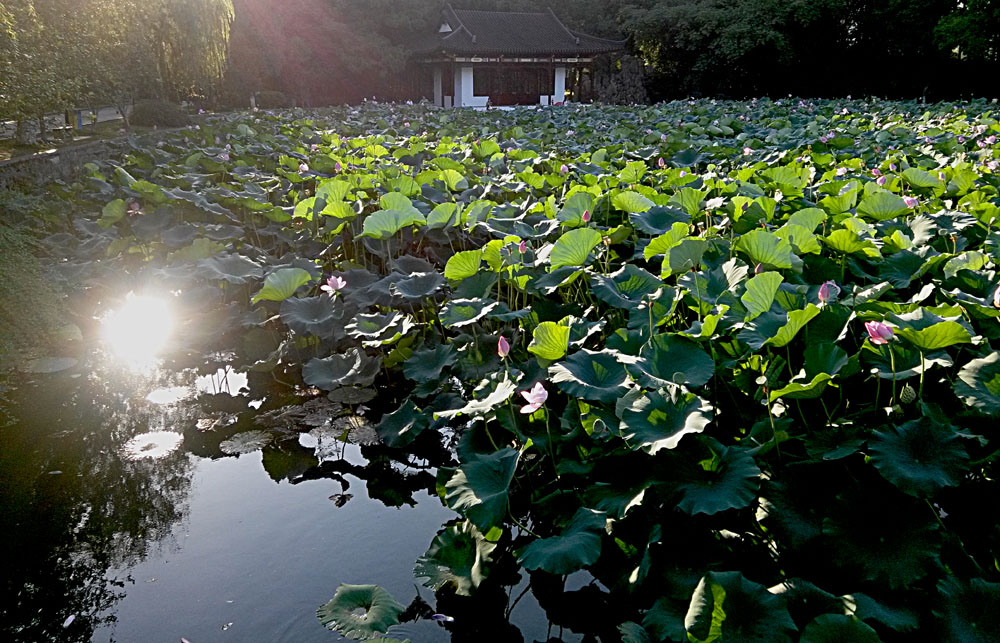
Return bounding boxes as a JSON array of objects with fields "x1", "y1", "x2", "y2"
[{"x1": 411, "y1": 6, "x2": 626, "y2": 57}]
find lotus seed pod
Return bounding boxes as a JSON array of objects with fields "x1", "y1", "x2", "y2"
[{"x1": 900, "y1": 384, "x2": 917, "y2": 404}]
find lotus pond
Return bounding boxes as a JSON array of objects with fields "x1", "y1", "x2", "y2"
[{"x1": 2, "y1": 98, "x2": 999, "y2": 642}]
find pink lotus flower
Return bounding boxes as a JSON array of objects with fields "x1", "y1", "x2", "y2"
[
  {"x1": 299, "y1": 163, "x2": 309, "y2": 172},
  {"x1": 559, "y1": 164, "x2": 569, "y2": 175},
  {"x1": 520, "y1": 382, "x2": 548, "y2": 414},
  {"x1": 818, "y1": 280, "x2": 840, "y2": 303},
  {"x1": 658, "y1": 157, "x2": 666, "y2": 168},
  {"x1": 836, "y1": 167, "x2": 847, "y2": 176},
  {"x1": 877, "y1": 175, "x2": 887, "y2": 186},
  {"x1": 988, "y1": 161, "x2": 999, "y2": 171},
  {"x1": 582, "y1": 210, "x2": 591, "y2": 223},
  {"x1": 320, "y1": 275, "x2": 347, "y2": 294},
  {"x1": 903, "y1": 196, "x2": 919, "y2": 208},
  {"x1": 518, "y1": 240, "x2": 527, "y2": 254},
  {"x1": 871, "y1": 168, "x2": 882, "y2": 177},
  {"x1": 660, "y1": 133, "x2": 667, "y2": 142},
  {"x1": 219, "y1": 152, "x2": 230, "y2": 161},
  {"x1": 958, "y1": 136, "x2": 965, "y2": 143},
  {"x1": 497, "y1": 336, "x2": 510, "y2": 358},
  {"x1": 743, "y1": 146, "x2": 753, "y2": 156},
  {"x1": 987, "y1": 135, "x2": 997, "y2": 144},
  {"x1": 311, "y1": 143, "x2": 319, "y2": 151},
  {"x1": 890, "y1": 163, "x2": 898, "y2": 171},
  {"x1": 865, "y1": 321, "x2": 895, "y2": 345}
]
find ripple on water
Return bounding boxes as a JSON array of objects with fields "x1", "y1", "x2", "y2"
[{"x1": 120, "y1": 431, "x2": 184, "y2": 461}]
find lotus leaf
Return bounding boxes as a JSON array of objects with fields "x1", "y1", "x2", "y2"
[
  {"x1": 414, "y1": 520, "x2": 496, "y2": 596},
  {"x1": 517, "y1": 507, "x2": 605, "y2": 575},
  {"x1": 316, "y1": 584, "x2": 405, "y2": 639},
  {"x1": 620, "y1": 389, "x2": 712, "y2": 454},
  {"x1": 441, "y1": 448, "x2": 519, "y2": 532}
]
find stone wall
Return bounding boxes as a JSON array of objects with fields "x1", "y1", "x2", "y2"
[{"x1": 0, "y1": 139, "x2": 128, "y2": 193}]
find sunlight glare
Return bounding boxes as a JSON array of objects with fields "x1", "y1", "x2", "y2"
[{"x1": 100, "y1": 294, "x2": 174, "y2": 371}]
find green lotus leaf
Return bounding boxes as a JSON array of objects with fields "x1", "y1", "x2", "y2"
[
  {"x1": 556, "y1": 191, "x2": 594, "y2": 226},
  {"x1": 747, "y1": 304, "x2": 821, "y2": 349},
  {"x1": 427, "y1": 202, "x2": 460, "y2": 228},
  {"x1": 346, "y1": 311, "x2": 414, "y2": 346},
  {"x1": 435, "y1": 376, "x2": 517, "y2": 420},
  {"x1": 934, "y1": 576, "x2": 1000, "y2": 643},
  {"x1": 684, "y1": 571, "x2": 796, "y2": 643},
  {"x1": 901, "y1": 167, "x2": 941, "y2": 189},
  {"x1": 843, "y1": 593, "x2": 919, "y2": 632},
  {"x1": 252, "y1": 267, "x2": 313, "y2": 304},
  {"x1": 741, "y1": 272, "x2": 784, "y2": 321},
  {"x1": 869, "y1": 417, "x2": 968, "y2": 497},
  {"x1": 590, "y1": 264, "x2": 663, "y2": 309},
  {"x1": 620, "y1": 389, "x2": 712, "y2": 454},
  {"x1": 895, "y1": 320, "x2": 972, "y2": 351},
  {"x1": 527, "y1": 321, "x2": 571, "y2": 361},
  {"x1": 168, "y1": 237, "x2": 226, "y2": 262},
  {"x1": 777, "y1": 223, "x2": 822, "y2": 255},
  {"x1": 769, "y1": 373, "x2": 833, "y2": 401},
  {"x1": 943, "y1": 251, "x2": 988, "y2": 280},
  {"x1": 799, "y1": 614, "x2": 881, "y2": 643},
  {"x1": 444, "y1": 249, "x2": 483, "y2": 281},
  {"x1": 439, "y1": 298, "x2": 498, "y2": 328},
  {"x1": 375, "y1": 400, "x2": 429, "y2": 448},
  {"x1": 643, "y1": 222, "x2": 690, "y2": 261},
  {"x1": 677, "y1": 445, "x2": 761, "y2": 516},
  {"x1": 280, "y1": 295, "x2": 341, "y2": 338},
  {"x1": 822, "y1": 493, "x2": 940, "y2": 589},
  {"x1": 316, "y1": 584, "x2": 405, "y2": 639},
  {"x1": 390, "y1": 271, "x2": 445, "y2": 299},
  {"x1": 863, "y1": 344, "x2": 953, "y2": 380},
  {"x1": 613, "y1": 190, "x2": 655, "y2": 213},
  {"x1": 403, "y1": 344, "x2": 457, "y2": 383},
  {"x1": 736, "y1": 229, "x2": 795, "y2": 269},
  {"x1": 628, "y1": 334, "x2": 715, "y2": 389},
  {"x1": 359, "y1": 208, "x2": 426, "y2": 240},
  {"x1": 823, "y1": 229, "x2": 880, "y2": 257},
  {"x1": 663, "y1": 238, "x2": 708, "y2": 277},
  {"x1": 857, "y1": 191, "x2": 911, "y2": 221},
  {"x1": 517, "y1": 507, "x2": 606, "y2": 575},
  {"x1": 549, "y1": 349, "x2": 630, "y2": 404},
  {"x1": 550, "y1": 227, "x2": 603, "y2": 269},
  {"x1": 414, "y1": 520, "x2": 497, "y2": 596},
  {"x1": 628, "y1": 287, "x2": 679, "y2": 332},
  {"x1": 630, "y1": 206, "x2": 690, "y2": 235},
  {"x1": 219, "y1": 429, "x2": 272, "y2": 455},
  {"x1": 804, "y1": 343, "x2": 850, "y2": 378},
  {"x1": 98, "y1": 198, "x2": 127, "y2": 228},
  {"x1": 303, "y1": 353, "x2": 361, "y2": 390},
  {"x1": 954, "y1": 352, "x2": 1000, "y2": 415},
  {"x1": 619, "y1": 622, "x2": 653, "y2": 643},
  {"x1": 441, "y1": 448, "x2": 519, "y2": 532},
  {"x1": 787, "y1": 207, "x2": 828, "y2": 232}
]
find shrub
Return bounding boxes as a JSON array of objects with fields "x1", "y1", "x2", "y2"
[{"x1": 129, "y1": 100, "x2": 191, "y2": 128}]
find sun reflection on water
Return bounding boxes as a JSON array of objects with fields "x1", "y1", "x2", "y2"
[{"x1": 100, "y1": 294, "x2": 174, "y2": 371}]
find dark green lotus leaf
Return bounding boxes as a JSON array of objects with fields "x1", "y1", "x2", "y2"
[
  {"x1": 530, "y1": 265, "x2": 580, "y2": 294},
  {"x1": 799, "y1": 615, "x2": 881, "y2": 643},
  {"x1": 620, "y1": 389, "x2": 712, "y2": 454},
  {"x1": 252, "y1": 267, "x2": 313, "y2": 304},
  {"x1": 627, "y1": 334, "x2": 715, "y2": 389},
  {"x1": 375, "y1": 400, "x2": 429, "y2": 448},
  {"x1": 517, "y1": 507, "x2": 606, "y2": 575},
  {"x1": 130, "y1": 207, "x2": 175, "y2": 240},
  {"x1": 280, "y1": 295, "x2": 340, "y2": 338},
  {"x1": 591, "y1": 264, "x2": 664, "y2": 309},
  {"x1": 628, "y1": 287, "x2": 679, "y2": 332},
  {"x1": 954, "y1": 352, "x2": 1000, "y2": 415},
  {"x1": 863, "y1": 343, "x2": 953, "y2": 381},
  {"x1": 346, "y1": 311, "x2": 414, "y2": 345},
  {"x1": 199, "y1": 253, "x2": 263, "y2": 285},
  {"x1": 822, "y1": 493, "x2": 940, "y2": 590},
  {"x1": 441, "y1": 448, "x2": 519, "y2": 532},
  {"x1": 934, "y1": 576, "x2": 1000, "y2": 643},
  {"x1": 390, "y1": 271, "x2": 445, "y2": 299},
  {"x1": 684, "y1": 571, "x2": 796, "y2": 643},
  {"x1": 201, "y1": 223, "x2": 245, "y2": 241},
  {"x1": 619, "y1": 622, "x2": 653, "y2": 643},
  {"x1": 393, "y1": 254, "x2": 436, "y2": 274},
  {"x1": 630, "y1": 206, "x2": 691, "y2": 235},
  {"x1": 219, "y1": 429, "x2": 272, "y2": 455},
  {"x1": 402, "y1": 344, "x2": 457, "y2": 383},
  {"x1": 843, "y1": 593, "x2": 919, "y2": 632},
  {"x1": 549, "y1": 349, "x2": 630, "y2": 404},
  {"x1": 439, "y1": 298, "x2": 498, "y2": 328},
  {"x1": 769, "y1": 373, "x2": 833, "y2": 401},
  {"x1": 435, "y1": 376, "x2": 517, "y2": 420},
  {"x1": 316, "y1": 584, "x2": 405, "y2": 639},
  {"x1": 414, "y1": 520, "x2": 497, "y2": 596},
  {"x1": 160, "y1": 223, "x2": 200, "y2": 247},
  {"x1": 327, "y1": 386, "x2": 376, "y2": 405},
  {"x1": 677, "y1": 445, "x2": 761, "y2": 516},
  {"x1": 869, "y1": 417, "x2": 968, "y2": 497},
  {"x1": 738, "y1": 305, "x2": 821, "y2": 350},
  {"x1": 303, "y1": 353, "x2": 361, "y2": 391}
]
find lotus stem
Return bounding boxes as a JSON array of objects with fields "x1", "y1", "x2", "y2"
[
  {"x1": 918, "y1": 350, "x2": 925, "y2": 400},
  {"x1": 889, "y1": 346, "x2": 897, "y2": 404}
]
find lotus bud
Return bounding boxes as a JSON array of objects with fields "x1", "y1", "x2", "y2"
[
  {"x1": 431, "y1": 614, "x2": 455, "y2": 623},
  {"x1": 836, "y1": 167, "x2": 847, "y2": 176},
  {"x1": 890, "y1": 163, "x2": 898, "y2": 171},
  {"x1": 754, "y1": 263, "x2": 764, "y2": 274},
  {"x1": 864, "y1": 321, "x2": 895, "y2": 345},
  {"x1": 220, "y1": 152, "x2": 230, "y2": 161},
  {"x1": 871, "y1": 168, "x2": 881, "y2": 177},
  {"x1": 497, "y1": 336, "x2": 510, "y2": 359},
  {"x1": 818, "y1": 280, "x2": 840, "y2": 303},
  {"x1": 582, "y1": 210, "x2": 591, "y2": 223},
  {"x1": 299, "y1": 163, "x2": 309, "y2": 173},
  {"x1": 560, "y1": 164, "x2": 569, "y2": 175},
  {"x1": 743, "y1": 146, "x2": 753, "y2": 156},
  {"x1": 987, "y1": 135, "x2": 996, "y2": 144},
  {"x1": 877, "y1": 175, "x2": 887, "y2": 186},
  {"x1": 774, "y1": 190, "x2": 783, "y2": 202},
  {"x1": 658, "y1": 157, "x2": 666, "y2": 168},
  {"x1": 518, "y1": 240, "x2": 527, "y2": 254},
  {"x1": 903, "y1": 196, "x2": 919, "y2": 208}
]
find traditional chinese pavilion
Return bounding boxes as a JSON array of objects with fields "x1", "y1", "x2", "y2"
[{"x1": 409, "y1": 5, "x2": 626, "y2": 107}]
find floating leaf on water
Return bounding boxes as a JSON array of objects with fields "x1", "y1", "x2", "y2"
[
  {"x1": 327, "y1": 386, "x2": 377, "y2": 405},
  {"x1": 219, "y1": 430, "x2": 273, "y2": 455},
  {"x1": 316, "y1": 584, "x2": 405, "y2": 639},
  {"x1": 21, "y1": 357, "x2": 78, "y2": 374},
  {"x1": 121, "y1": 431, "x2": 184, "y2": 461},
  {"x1": 414, "y1": 520, "x2": 497, "y2": 596},
  {"x1": 333, "y1": 415, "x2": 378, "y2": 445}
]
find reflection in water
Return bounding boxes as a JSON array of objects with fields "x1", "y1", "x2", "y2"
[
  {"x1": 120, "y1": 431, "x2": 184, "y2": 461},
  {"x1": 99, "y1": 294, "x2": 173, "y2": 372}
]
